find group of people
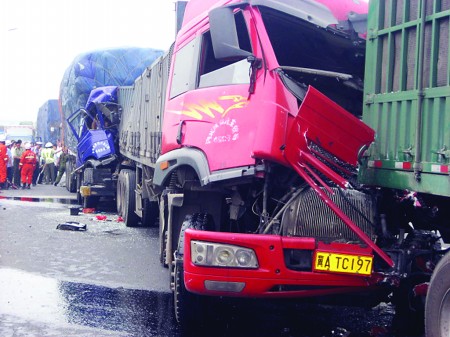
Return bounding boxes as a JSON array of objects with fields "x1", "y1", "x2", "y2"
[{"x1": 0, "y1": 138, "x2": 70, "y2": 190}]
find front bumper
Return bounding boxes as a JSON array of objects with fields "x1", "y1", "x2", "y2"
[{"x1": 183, "y1": 229, "x2": 386, "y2": 298}]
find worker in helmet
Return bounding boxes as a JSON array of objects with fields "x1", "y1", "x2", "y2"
[
  {"x1": 19, "y1": 143, "x2": 37, "y2": 189},
  {"x1": 41, "y1": 142, "x2": 56, "y2": 184}
]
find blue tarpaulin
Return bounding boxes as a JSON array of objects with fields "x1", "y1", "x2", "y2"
[
  {"x1": 36, "y1": 100, "x2": 60, "y2": 145},
  {"x1": 59, "y1": 47, "x2": 163, "y2": 151}
]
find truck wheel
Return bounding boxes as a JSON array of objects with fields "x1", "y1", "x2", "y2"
[
  {"x1": 425, "y1": 251, "x2": 450, "y2": 337},
  {"x1": 174, "y1": 262, "x2": 207, "y2": 332},
  {"x1": 76, "y1": 172, "x2": 82, "y2": 205},
  {"x1": 173, "y1": 214, "x2": 211, "y2": 332},
  {"x1": 116, "y1": 172, "x2": 124, "y2": 217},
  {"x1": 118, "y1": 169, "x2": 139, "y2": 227},
  {"x1": 65, "y1": 160, "x2": 76, "y2": 193},
  {"x1": 83, "y1": 167, "x2": 94, "y2": 184},
  {"x1": 142, "y1": 198, "x2": 158, "y2": 227}
]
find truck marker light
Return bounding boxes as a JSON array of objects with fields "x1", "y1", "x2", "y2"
[
  {"x1": 80, "y1": 186, "x2": 91, "y2": 197},
  {"x1": 431, "y1": 164, "x2": 449, "y2": 174},
  {"x1": 160, "y1": 161, "x2": 169, "y2": 170},
  {"x1": 191, "y1": 241, "x2": 258, "y2": 268},
  {"x1": 395, "y1": 161, "x2": 412, "y2": 170},
  {"x1": 368, "y1": 160, "x2": 382, "y2": 168}
]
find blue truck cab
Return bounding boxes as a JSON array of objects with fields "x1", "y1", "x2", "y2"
[{"x1": 67, "y1": 86, "x2": 120, "y2": 207}]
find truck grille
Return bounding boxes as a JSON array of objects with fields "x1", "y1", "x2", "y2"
[{"x1": 281, "y1": 188, "x2": 376, "y2": 243}]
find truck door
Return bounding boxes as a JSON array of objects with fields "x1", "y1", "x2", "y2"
[{"x1": 163, "y1": 10, "x2": 257, "y2": 172}]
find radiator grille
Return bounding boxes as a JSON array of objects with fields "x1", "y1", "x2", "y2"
[{"x1": 281, "y1": 188, "x2": 376, "y2": 243}]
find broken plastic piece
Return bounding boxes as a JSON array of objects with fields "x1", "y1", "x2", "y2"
[
  {"x1": 95, "y1": 215, "x2": 107, "y2": 221},
  {"x1": 56, "y1": 222, "x2": 87, "y2": 231},
  {"x1": 83, "y1": 208, "x2": 96, "y2": 214}
]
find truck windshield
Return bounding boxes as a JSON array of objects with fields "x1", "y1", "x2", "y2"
[{"x1": 259, "y1": 6, "x2": 366, "y2": 117}]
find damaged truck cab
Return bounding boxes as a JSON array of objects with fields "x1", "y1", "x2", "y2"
[
  {"x1": 113, "y1": 0, "x2": 449, "y2": 334},
  {"x1": 154, "y1": 0, "x2": 400, "y2": 329},
  {"x1": 67, "y1": 86, "x2": 120, "y2": 207}
]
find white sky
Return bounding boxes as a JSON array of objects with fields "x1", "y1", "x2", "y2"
[{"x1": 0, "y1": 0, "x2": 178, "y2": 124}]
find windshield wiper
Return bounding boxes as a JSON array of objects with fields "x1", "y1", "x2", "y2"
[{"x1": 278, "y1": 66, "x2": 353, "y2": 81}]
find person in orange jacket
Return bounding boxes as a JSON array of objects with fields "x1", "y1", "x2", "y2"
[
  {"x1": 19, "y1": 143, "x2": 37, "y2": 189},
  {"x1": 0, "y1": 138, "x2": 8, "y2": 189}
]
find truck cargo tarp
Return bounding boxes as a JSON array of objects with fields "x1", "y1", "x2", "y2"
[
  {"x1": 59, "y1": 47, "x2": 163, "y2": 151},
  {"x1": 36, "y1": 100, "x2": 60, "y2": 144}
]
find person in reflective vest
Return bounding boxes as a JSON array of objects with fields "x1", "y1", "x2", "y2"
[
  {"x1": 19, "y1": 143, "x2": 37, "y2": 189},
  {"x1": 41, "y1": 142, "x2": 56, "y2": 184}
]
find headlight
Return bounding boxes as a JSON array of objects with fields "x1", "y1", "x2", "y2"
[{"x1": 191, "y1": 241, "x2": 258, "y2": 269}]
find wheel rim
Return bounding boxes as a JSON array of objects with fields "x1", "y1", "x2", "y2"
[{"x1": 440, "y1": 288, "x2": 450, "y2": 337}]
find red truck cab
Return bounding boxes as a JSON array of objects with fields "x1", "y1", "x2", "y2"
[{"x1": 153, "y1": 0, "x2": 398, "y2": 329}]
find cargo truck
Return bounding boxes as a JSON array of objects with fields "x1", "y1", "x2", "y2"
[{"x1": 74, "y1": 0, "x2": 449, "y2": 334}]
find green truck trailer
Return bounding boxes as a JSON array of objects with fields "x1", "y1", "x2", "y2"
[{"x1": 360, "y1": 1, "x2": 449, "y2": 335}]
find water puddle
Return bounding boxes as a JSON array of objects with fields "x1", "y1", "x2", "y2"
[
  {"x1": 0, "y1": 268, "x2": 179, "y2": 336},
  {"x1": 0, "y1": 196, "x2": 78, "y2": 205}
]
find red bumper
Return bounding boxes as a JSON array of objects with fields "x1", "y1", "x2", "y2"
[{"x1": 183, "y1": 229, "x2": 383, "y2": 298}]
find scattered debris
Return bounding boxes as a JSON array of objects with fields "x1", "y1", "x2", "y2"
[
  {"x1": 56, "y1": 222, "x2": 87, "y2": 231},
  {"x1": 83, "y1": 208, "x2": 96, "y2": 214},
  {"x1": 69, "y1": 206, "x2": 81, "y2": 216},
  {"x1": 117, "y1": 216, "x2": 124, "y2": 222},
  {"x1": 95, "y1": 215, "x2": 107, "y2": 221}
]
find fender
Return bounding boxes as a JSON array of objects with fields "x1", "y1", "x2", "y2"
[
  {"x1": 153, "y1": 148, "x2": 211, "y2": 188},
  {"x1": 153, "y1": 148, "x2": 257, "y2": 188}
]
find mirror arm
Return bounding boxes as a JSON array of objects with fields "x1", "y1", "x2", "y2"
[{"x1": 248, "y1": 55, "x2": 262, "y2": 95}]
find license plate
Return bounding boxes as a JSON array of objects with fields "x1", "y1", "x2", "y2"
[{"x1": 314, "y1": 251, "x2": 373, "y2": 276}]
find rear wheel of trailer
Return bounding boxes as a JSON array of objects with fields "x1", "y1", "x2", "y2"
[
  {"x1": 425, "y1": 250, "x2": 450, "y2": 337},
  {"x1": 117, "y1": 169, "x2": 139, "y2": 227}
]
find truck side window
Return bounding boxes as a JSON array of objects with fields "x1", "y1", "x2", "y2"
[
  {"x1": 198, "y1": 11, "x2": 252, "y2": 88},
  {"x1": 170, "y1": 37, "x2": 201, "y2": 99}
]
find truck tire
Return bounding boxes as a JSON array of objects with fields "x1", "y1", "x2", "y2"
[
  {"x1": 116, "y1": 171, "x2": 124, "y2": 217},
  {"x1": 65, "y1": 160, "x2": 76, "y2": 193},
  {"x1": 117, "y1": 169, "x2": 139, "y2": 227},
  {"x1": 425, "y1": 251, "x2": 450, "y2": 337},
  {"x1": 83, "y1": 167, "x2": 94, "y2": 184},
  {"x1": 173, "y1": 214, "x2": 211, "y2": 332},
  {"x1": 76, "y1": 172, "x2": 82, "y2": 205}
]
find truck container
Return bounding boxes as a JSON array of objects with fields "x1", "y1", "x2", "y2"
[
  {"x1": 36, "y1": 100, "x2": 60, "y2": 145},
  {"x1": 4, "y1": 125, "x2": 34, "y2": 143},
  {"x1": 73, "y1": 0, "x2": 450, "y2": 334}
]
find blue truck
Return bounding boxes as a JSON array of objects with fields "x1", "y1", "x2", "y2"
[{"x1": 66, "y1": 86, "x2": 121, "y2": 207}]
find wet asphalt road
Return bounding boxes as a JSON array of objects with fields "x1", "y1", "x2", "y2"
[{"x1": 0, "y1": 184, "x2": 418, "y2": 337}]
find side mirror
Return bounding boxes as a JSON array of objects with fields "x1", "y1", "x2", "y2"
[{"x1": 209, "y1": 6, "x2": 252, "y2": 61}]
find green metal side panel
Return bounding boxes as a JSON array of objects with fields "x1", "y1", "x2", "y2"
[{"x1": 360, "y1": 0, "x2": 450, "y2": 197}]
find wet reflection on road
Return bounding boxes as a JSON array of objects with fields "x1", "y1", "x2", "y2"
[
  {"x1": 0, "y1": 196, "x2": 78, "y2": 205},
  {"x1": 0, "y1": 268, "x2": 397, "y2": 337},
  {"x1": 0, "y1": 268, "x2": 179, "y2": 336}
]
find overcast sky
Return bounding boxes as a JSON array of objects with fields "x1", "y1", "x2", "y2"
[{"x1": 0, "y1": 0, "x2": 177, "y2": 124}]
